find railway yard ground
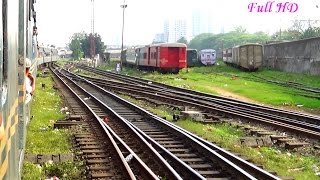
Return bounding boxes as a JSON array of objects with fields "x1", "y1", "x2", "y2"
[{"x1": 22, "y1": 59, "x2": 320, "y2": 180}]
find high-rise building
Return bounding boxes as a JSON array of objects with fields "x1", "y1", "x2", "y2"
[
  {"x1": 192, "y1": 9, "x2": 214, "y2": 37},
  {"x1": 163, "y1": 18, "x2": 187, "y2": 43},
  {"x1": 164, "y1": 19, "x2": 170, "y2": 42}
]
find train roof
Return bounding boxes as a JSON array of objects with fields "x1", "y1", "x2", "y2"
[
  {"x1": 150, "y1": 43, "x2": 187, "y2": 48},
  {"x1": 200, "y1": 49, "x2": 216, "y2": 52},
  {"x1": 234, "y1": 43, "x2": 263, "y2": 48}
]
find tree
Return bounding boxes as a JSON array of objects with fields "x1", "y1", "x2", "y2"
[
  {"x1": 283, "y1": 19, "x2": 320, "y2": 40},
  {"x1": 94, "y1": 33, "x2": 106, "y2": 55},
  {"x1": 69, "y1": 32, "x2": 86, "y2": 60},
  {"x1": 177, "y1": 37, "x2": 188, "y2": 44},
  {"x1": 69, "y1": 32, "x2": 106, "y2": 59},
  {"x1": 69, "y1": 38, "x2": 83, "y2": 60},
  {"x1": 271, "y1": 30, "x2": 300, "y2": 41},
  {"x1": 300, "y1": 27, "x2": 320, "y2": 39},
  {"x1": 234, "y1": 26, "x2": 247, "y2": 33},
  {"x1": 188, "y1": 31, "x2": 270, "y2": 51},
  {"x1": 188, "y1": 33, "x2": 215, "y2": 50}
]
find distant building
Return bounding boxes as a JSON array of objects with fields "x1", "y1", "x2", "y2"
[
  {"x1": 106, "y1": 49, "x2": 121, "y2": 58},
  {"x1": 164, "y1": 18, "x2": 187, "y2": 43},
  {"x1": 192, "y1": 9, "x2": 214, "y2": 37},
  {"x1": 164, "y1": 20, "x2": 169, "y2": 42}
]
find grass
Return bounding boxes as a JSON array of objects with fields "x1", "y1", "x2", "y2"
[
  {"x1": 22, "y1": 161, "x2": 83, "y2": 180},
  {"x1": 176, "y1": 120, "x2": 320, "y2": 180},
  {"x1": 88, "y1": 60, "x2": 320, "y2": 179},
  {"x1": 25, "y1": 74, "x2": 70, "y2": 153},
  {"x1": 22, "y1": 70, "x2": 83, "y2": 179},
  {"x1": 117, "y1": 93, "x2": 320, "y2": 180},
  {"x1": 98, "y1": 59, "x2": 320, "y2": 113}
]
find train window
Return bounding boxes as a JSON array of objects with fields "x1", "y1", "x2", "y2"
[
  {"x1": 143, "y1": 53, "x2": 147, "y2": 59},
  {"x1": 1, "y1": 0, "x2": 8, "y2": 108},
  {"x1": 2, "y1": 0, "x2": 8, "y2": 80}
]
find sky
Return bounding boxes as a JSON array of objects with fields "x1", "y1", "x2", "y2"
[{"x1": 35, "y1": 0, "x2": 320, "y2": 47}]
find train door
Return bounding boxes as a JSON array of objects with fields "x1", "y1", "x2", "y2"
[
  {"x1": 135, "y1": 48, "x2": 140, "y2": 66},
  {"x1": 147, "y1": 47, "x2": 151, "y2": 66},
  {"x1": 240, "y1": 46, "x2": 247, "y2": 68},
  {"x1": 254, "y1": 45, "x2": 263, "y2": 68},
  {"x1": 179, "y1": 47, "x2": 187, "y2": 68},
  {"x1": 157, "y1": 47, "x2": 160, "y2": 67},
  {"x1": 149, "y1": 47, "x2": 157, "y2": 67},
  {"x1": 247, "y1": 45, "x2": 254, "y2": 68},
  {"x1": 168, "y1": 47, "x2": 179, "y2": 67}
]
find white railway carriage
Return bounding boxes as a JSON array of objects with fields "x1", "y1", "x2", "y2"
[{"x1": 198, "y1": 49, "x2": 216, "y2": 65}]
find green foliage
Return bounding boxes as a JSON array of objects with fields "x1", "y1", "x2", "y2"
[
  {"x1": 22, "y1": 161, "x2": 83, "y2": 180},
  {"x1": 26, "y1": 74, "x2": 70, "y2": 153},
  {"x1": 98, "y1": 60, "x2": 320, "y2": 112},
  {"x1": 189, "y1": 20, "x2": 320, "y2": 51},
  {"x1": 22, "y1": 72, "x2": 83, "y2": 179},
  {"x1": 22, "y1": 162, "x2": 43, "y2": 180},
  {"x1": 271, "y1": 30, "x2": 300, "y2": 41},
  {"x1": 69, "y1": 32, "x2": 86, "y2": 60},
  {"x1": 90, "y1": 63, "x2": 320, "y2": 179},
  {"x1": 188, "y1": 31, "x2": 270, "y2": 51},
  {"x1": 234, "y1": 26, "x2": 247, "y2": 33},
  {"x1": 300, "y1": 26, "x2": 320, "y2": 39},
  {"x1": 271, "y1": 20, "x2": 320, "y2": 41},
  {"x1": 175, "y1": 120, "x2": 320, "y2": 180},
  {"x1": 69, "y1": 39, "x2": 83, "y2": 60},
  {"x1": 188, "y1": 33, "x2": 215, "y2": 50},
  {"x1": 69, "y1": 32, "x2": 106, "y2": 59},
  {"x1": 43, "y1": 161, "x2": 83, "y2": 179}
]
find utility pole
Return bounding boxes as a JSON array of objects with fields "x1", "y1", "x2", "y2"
[
  {"x1": 120, "y1": 0, "x2": 127, "y2": 70},
  {"x1": 90, "y1": 0, "x2": 96, "y2": 67}
]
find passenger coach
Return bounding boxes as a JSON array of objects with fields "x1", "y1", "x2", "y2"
[
  {"x1": 136, "y1": 43, "x2": 187, "y2": 73},
  {"x1": 198, "y1": 49, "x2": 216, "y2": 65}
]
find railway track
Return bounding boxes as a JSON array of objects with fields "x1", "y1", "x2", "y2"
[
  {"x1": 218, "y1": 73, "x2": 320, "y2": 99},
  {"x1": 251, "y1": 74, "x2": 320, "y2": 94},
  {"x1": 52, "y1": 65, "x2": 280, "y2": 179},
  {"x1": 75, "y1": 65, "x2": 320, "y2": 140},
  {"x1": 52, "y1": 67, "x2": 168, "y2": 179},
  {"x1": 76, "y1": 65, "x2": 320, "y2": 124}
]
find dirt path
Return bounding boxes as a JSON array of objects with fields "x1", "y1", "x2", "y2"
[
  {"x1": 209, "y1": 86, "x2": 261, "y2": 104},
  {"x1": 209, "y1": 86, "x2": 320, "y2": 116}
]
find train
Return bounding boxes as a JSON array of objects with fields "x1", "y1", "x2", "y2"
[
  {"x1": 121, "y1": 43, "x2": 187, "y2": 73},
  {"x1": 0, "y1": 0, "x2": 38, "y2": 179},
  {"x1": 223, "y1": 43, "x2": 263, "y2": 71},
  {"x1": 187, "y1": 49, "x2": 216, "y2": 67},
  {"x1": 198, "y1": 49, "x2": 216, "y2": 66}
]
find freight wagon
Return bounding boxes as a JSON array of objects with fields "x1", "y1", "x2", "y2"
[{"x1": 223, "y1": 44, "x2": 263, "y2": 71}]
